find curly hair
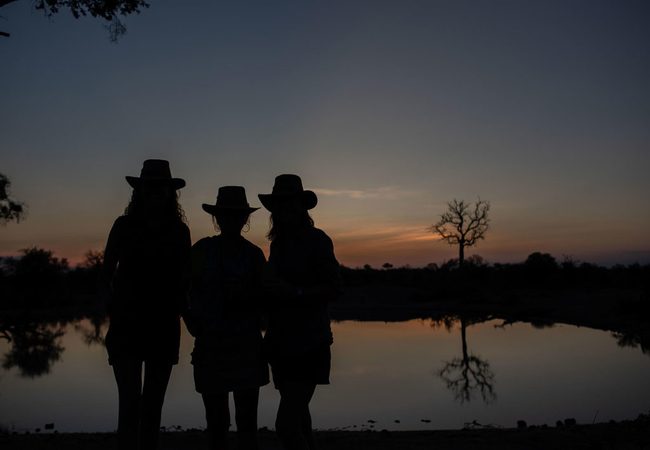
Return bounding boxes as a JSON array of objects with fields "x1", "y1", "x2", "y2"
[{"x1": 124, "y1": 188, "x2": 187, "y2": 223}]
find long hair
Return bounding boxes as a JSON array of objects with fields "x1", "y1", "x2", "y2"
[
  {"x1": 123, "y1": 188, "x2": 187, "y2": 223},
  {"x1": 266, "y1": 210, "x2": 314, "y2": 241}
]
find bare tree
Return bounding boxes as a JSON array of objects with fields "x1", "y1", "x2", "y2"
[
  {"x1": 437, "y1": 316, "x2": 496, "y2": 405},
  {"x1": 0, "y1": 173, "x2": 27, "y2": 226},
  {"x1": 428, "y1": 199, "x2": 490, "y2": 267}
]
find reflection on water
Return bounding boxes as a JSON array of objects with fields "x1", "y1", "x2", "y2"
[
  {"x1": 1, "y1": 319, "x2": 65, "y2": 378},
  {"x1": 0, "y1": 315, "x2": 108, "y2": 378},
  {"x1": 1, "y1": 315, "x2": 650, "y2": 432},
  {"x1": 74, "y1": 315, "x2": 107, "y2": 347},
  {"x1": 436, "y1": 316, "x2": 496, "y2": 405},
  {"x1": 612, "y1": 331, "x2": 650, "y2": 355}
]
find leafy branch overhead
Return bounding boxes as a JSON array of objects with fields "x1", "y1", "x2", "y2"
[
  {"x1": 1, "y1": 0, "x2": 150, "y2": 42},
  {"x1": 0, "y1": 173, "x2": 27, "y2": 226}
]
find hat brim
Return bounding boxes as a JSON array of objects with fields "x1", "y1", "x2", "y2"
[
  {"x1": 258, "y1": 190, "x2": 318, "y2": 212},
  {"x1": 126, "y1": 176, "x2": 186, "y2": 190},
  {"x1": 202, "y1": 204, "x2": 260, "y2": 216}
]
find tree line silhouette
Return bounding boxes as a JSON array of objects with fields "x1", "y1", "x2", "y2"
[
  {"x1": 0, "y1": 247, "x2": 103, "y2": 309},
  {"x1": 342, "y1": 253, "x2": 650, "y2": 301},
  {"x1": 1, "y1": 246, "x2": 648, "y2": 311}
]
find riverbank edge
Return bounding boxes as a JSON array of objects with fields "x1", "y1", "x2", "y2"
[
  {"x1": 2, "y1": 285, "x2": 648, "y2": 344},
  {"x1": 331, "y1": 285, "x2": 649, "y2": 339},
  {"x1": 3, "y1": 419, "x2": 650, "y2": 450}
]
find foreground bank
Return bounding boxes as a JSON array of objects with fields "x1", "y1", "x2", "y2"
[{"x1": 3, "y1": 417, "x2": 650, "y2": 450}]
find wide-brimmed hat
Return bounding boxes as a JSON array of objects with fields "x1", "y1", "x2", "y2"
[
  {"x1": 258, "y1": 174, "x2": 317, "y2": 212},
  {"x1": 125, "y1": 159, "x2": 186, "y2": 190},
  {"x1": 202, "y1": 186, "x2": 260, "y2": 216}
]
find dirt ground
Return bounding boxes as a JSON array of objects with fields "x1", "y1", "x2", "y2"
[{"x1": 3, "y1": 420, "x2": 650, "y2": 450}]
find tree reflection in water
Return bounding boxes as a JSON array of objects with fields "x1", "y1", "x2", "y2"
[
  {"x1": 612, "y1": 332, "x2": 650, "y2": 356},
  {"x1": 74, "y1": 315, "x2": 108, "y2": 347},
  {"x1": 435, "y1": 315, "x2": 497, "y2": 405},
  {"x1": 1, "y1": 315, "x2": 109, "y2": 379},
  {"x1": 1, "y1": 319, "x2": 65, "y2": 378}
]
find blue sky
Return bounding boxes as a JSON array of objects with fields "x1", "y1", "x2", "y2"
[{"x1": 1, "y1": 0, "x2": 649, "y2": 267}]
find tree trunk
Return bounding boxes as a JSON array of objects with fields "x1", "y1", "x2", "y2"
[
  {"x1": 460, "y1": 316, "x2": 468, "y2": 363},
  {"x1": 458, "y1": 243, "x2": 465, "y2": 268}
]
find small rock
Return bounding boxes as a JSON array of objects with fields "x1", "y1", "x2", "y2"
[
  {"x1": 421, "y1": 419, "x2": 431, "y2": 423},
  {"x1": 394, "y1": 420, "x2": 401, "y2": 424},
  {"x1": 367, "y1": 420, "x2": 376, "y2": 424}
]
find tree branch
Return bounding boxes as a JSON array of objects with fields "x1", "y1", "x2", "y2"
[
  {"x1": 429, "y1": 198, "x2": 491, "y2": 259},
  {"x1": 0, "y1": 0, "x2": 21, "y2": 8}
]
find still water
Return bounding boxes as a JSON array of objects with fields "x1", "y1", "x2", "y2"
[{"x1": 1, "y1": 317, "x2": 649, "y2": 432}]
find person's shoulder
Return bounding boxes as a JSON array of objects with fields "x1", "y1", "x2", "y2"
[
  {"x1": 114, "y1": 215, "x2": 130, "y2": 225},
  {"x1": 241, "y1": 237, "x2": 261, "y2": 250},
  {"x1": 168, "y1": 217, "x2": 189, "y2": 231},
  {"x1": 112, "y1": 215, "x2": 134, "y2": 232},
  {"x1": 241, "y1": 237, "x2": 265, "y2": 256},
  {"x1": 193, "y1": 236, "x2": 216, "y2": 249},
  {"x1": 308, "y1": 227, "x2": 333, "y2": 245}
]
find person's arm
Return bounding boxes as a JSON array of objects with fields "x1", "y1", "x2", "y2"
[
  {"x1": 249, "y1": 246, "x2": 268, "y2": 310},
  {"x1": 183, "y1": 241, "x2": 206, "y2": 338},
  {"x1": 179, "y1": 224, "x2": 192, "y2": 316},
  {"x1": 301, "y1": 231, "x2": 342, "y2": 302},
  {"x1": 99, "y1": 218, "x2": 122, "y2": 313},
  {"x1": 264, "y1": 231, "x2": 342, "y2": 303}
]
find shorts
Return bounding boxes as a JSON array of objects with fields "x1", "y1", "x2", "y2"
[
  {"x1": 268, "y1": 341, "x2": 331, "y2": 390},
  {"x1": 106, "y1": 315, "x2": 181, "y2": 366},
  {"x1": 192, "y1": 332, "x2": 270, "y2": 394}
]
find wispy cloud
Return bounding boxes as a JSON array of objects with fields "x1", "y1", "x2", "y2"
[
  {"x1": 332, "y1": 225, "x2": 438, "y2": 247},
  {"x1": 313, "y1": 186, "x2": 418, "y2": 200}
]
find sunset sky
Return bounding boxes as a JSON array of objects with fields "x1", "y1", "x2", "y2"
[{"x1": 1, "y1": 0, "x2": 649, "y2": 268}]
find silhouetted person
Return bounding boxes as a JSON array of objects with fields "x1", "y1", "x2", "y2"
[
  {"x1": 100, "y1": 160, "x2": 190, "y2": 450},
  {"x1": 187, "y1": 186, "x2": 269, "y2": 450},
  {"x1": 258, "y1": 175, "x2": 342, "y2": 450}
]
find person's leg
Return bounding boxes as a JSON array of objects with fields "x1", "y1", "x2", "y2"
[
  {"x1": 139, "y1": 361, "x2": 173, "y2": 450},
  {"x1": 112, "y1": 359, "x2": 143, "y2": 450},
  {"x1": 275, "y1": 382, "x2": 317, "y2": 450},
  {"x1": 300, "y1": 403, "x2": 317, "y2": 450},
  {"x1": 233, "y1": 388, "x2": 260, "y2": 450},
  {"x1": 202, "y1": 392, "x2": 230, "y2": 450}
]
